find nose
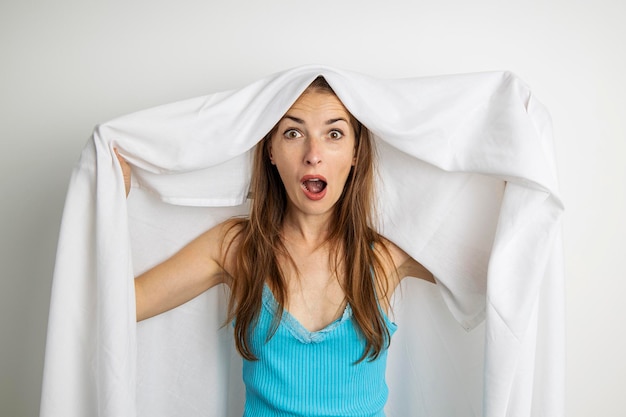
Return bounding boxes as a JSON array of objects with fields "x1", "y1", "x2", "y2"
[{"x1": 304, "y1": 138, "x2": 322, "y2": 165}]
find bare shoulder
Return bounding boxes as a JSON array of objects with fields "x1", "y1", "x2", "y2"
[
  {"x1": 376, "y1": 237, "x2": 435, "y2": 284},
  {"x1": 195, "y1": 218, "x2": 245, "y2": 277}
]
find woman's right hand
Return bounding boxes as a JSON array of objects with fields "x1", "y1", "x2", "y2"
[{"x1": 115, "y1": 149, "x2": 131, "y2": 198}]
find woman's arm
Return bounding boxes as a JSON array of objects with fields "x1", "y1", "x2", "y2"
[
  {"x1": 396, "y1": 255, "x2": 435, "y2": 284},
  {"x1": 381, "y1": 238, "x2": 435, "y2": 284},
  {"x1": 134, "y1": 223, "x2": 235, "y2": 321},
  {"x1": 115, "y1": 150, "x2": 236, "y2": 321},
  {"x1": 374, "y1": 239, "x2": 434, "y2": 313}
]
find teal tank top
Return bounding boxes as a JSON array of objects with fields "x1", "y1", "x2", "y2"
[{"x1": 241, "y1": 284, "x2": 397, "y2": 417}]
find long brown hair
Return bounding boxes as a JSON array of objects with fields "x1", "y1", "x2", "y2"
[{"x1": 225, "y1": 77, "x2": 393, "y2": 362}]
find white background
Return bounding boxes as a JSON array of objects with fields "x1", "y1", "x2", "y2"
[{"x1": 1, "y1": 0, "x2": 624, "y2": 416}]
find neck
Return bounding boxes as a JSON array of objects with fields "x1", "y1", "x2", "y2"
[{"x1": 282, "y1": 210, "x2": 333, "y2": 248}]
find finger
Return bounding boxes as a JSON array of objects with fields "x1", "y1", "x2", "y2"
[
  {"x1": 114, "y1": 148, "x2": 132, "y2": 197},
  {"x1": 114, "y1": 148, "x2": 126, "y2": 166}
]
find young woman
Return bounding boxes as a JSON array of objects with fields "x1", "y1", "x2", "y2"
[{"x1": 119, "y1": 77, "x2": 434, "y2": 416}]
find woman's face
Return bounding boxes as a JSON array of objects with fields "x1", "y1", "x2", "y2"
[{"x1": 269, "y1": 90, "x2": 356, "y2": 220}]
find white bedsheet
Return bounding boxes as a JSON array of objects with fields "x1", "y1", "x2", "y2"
[{"x1": 41, "y1": 65, "x2": 564, "y2": 417}]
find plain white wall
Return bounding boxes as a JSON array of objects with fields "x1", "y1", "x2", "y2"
[{"x1": 1, "y1": 0, "x2": 624, "y2": 416}]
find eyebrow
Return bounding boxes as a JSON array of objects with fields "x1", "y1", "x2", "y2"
[
  {"x1": 283, "y1": 115, "x2": 304, "y2": 124},
  {"x1": 326, "y1": 118, "x2": 349, "y2": 125},
  {"x1": 282, "y1": 115, "x2": 349, "y2": 125}
]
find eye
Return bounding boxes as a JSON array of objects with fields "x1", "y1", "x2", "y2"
[
  {"x1": 284, "y1": 129, "x2": 303, "y2": 139},
  {"x1": 328, "y1": 130, "x2": 344, "y2": 140}
]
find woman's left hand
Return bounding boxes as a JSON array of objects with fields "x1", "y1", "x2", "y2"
[{"x1": 114, "y1": 149, "x2": 131, "y2": 198}]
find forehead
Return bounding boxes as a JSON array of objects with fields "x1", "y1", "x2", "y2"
[{"x1": 285, "y1": 90, "x2": 351, "y2": 119}]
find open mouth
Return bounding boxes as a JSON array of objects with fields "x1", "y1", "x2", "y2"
[
  {"x1": 300, "y1": 176, "x2": 328, "y2": 200},
  {"x1": 302, "y1": 178, "x2": 327, "y2": 194}
]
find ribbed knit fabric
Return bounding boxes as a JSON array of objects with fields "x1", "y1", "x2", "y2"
[{"x1": 241, "y1": 284, "x2": 397, "y2": 417}]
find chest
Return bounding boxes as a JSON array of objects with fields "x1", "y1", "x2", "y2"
[
  {"x1": 279, "y1": 248, "x2": 347, "y2": 333},
  {"x1": 243, "y1": 285, "x2": 393, "y2": 416}
]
